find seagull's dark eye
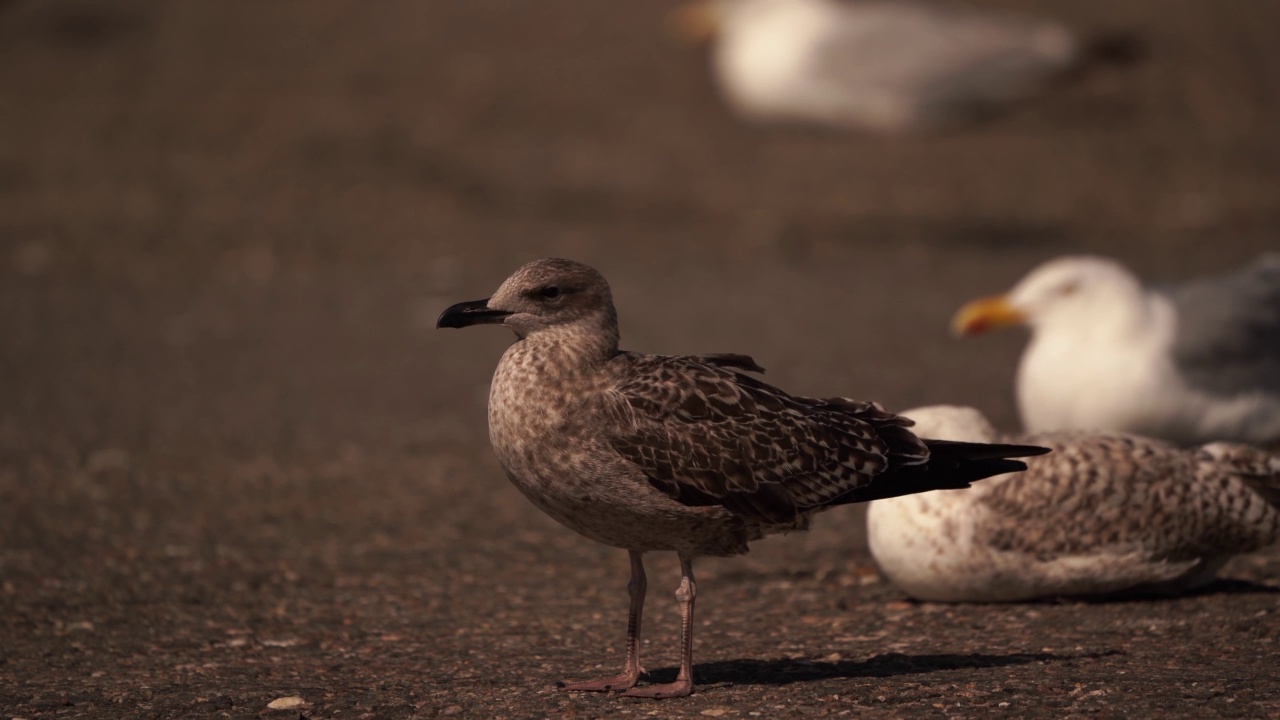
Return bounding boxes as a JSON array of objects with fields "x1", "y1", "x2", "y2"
[{"x1": 540, "y1": 286, "x2": 561, "y2": 300}]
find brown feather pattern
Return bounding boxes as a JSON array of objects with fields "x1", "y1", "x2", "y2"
[
  {"x1": 977, "y1": 432, "x2": 1280, "y2": 561},
  {"x1": 597, "y1": 352, "x2": 942, "y2": 525}
]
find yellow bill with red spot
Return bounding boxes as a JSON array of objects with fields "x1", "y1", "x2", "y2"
[{"x1": 951, "y1": 295, "x2": 1027, "y2": 337}]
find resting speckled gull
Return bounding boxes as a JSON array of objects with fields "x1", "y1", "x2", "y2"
[
  {"x1": 953, "y1": 254, "x2": 1280, "y2": 446},
  {"x1": 437, "y1": 258, "x2": 1048, "y2": 698},
  {"x1": 868, "y1": 405, "x2": 1280, "y2": 602},
  {"x1": 671, "y1": 0, "x2": 1109, "y2": 133}
]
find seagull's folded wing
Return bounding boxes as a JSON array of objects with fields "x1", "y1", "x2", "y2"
[
  {"x1": 975, "y1": 432, "x2": 1273, "y2": 559},
  {"x1": 593, "y1": 354, "x2": 925, "y2": 525}
]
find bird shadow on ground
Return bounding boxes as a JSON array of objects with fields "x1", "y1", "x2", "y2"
[
  {"x1": 1196, "y1": 578, "x2": 1280, "y2": 596},
  {"x1": 1065, "y1": 578, "x2": 1280, "y2": 605},
  {"x1": 643, "y1": 650, "x2": 1121, "y2": 687}
]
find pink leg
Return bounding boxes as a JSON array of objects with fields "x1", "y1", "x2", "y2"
[
  {"x1": 558, "y1": 550, "x2": 648, "y2": 692},
  {"x1": 621, "y1": 555, "x2": 696, "y2": 699}
]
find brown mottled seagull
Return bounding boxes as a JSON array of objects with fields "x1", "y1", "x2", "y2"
[
  {"x1": 869, "y1": 405, "x2": 1280, "y2": 602},
  {"x1": 437, "y1": 258, "x2": 1048, "y2": 699}
]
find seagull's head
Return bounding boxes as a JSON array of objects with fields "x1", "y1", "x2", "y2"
[
  {"x1": 900, "y1": 405, "x2": 999, "y2": 443},
  {"x1": 668, "y1": 0, "x2": 724, "y2": 45},
  {"x1": 436, "y1": 258, "x2": 619, "y2": 342},
  {"x1": 951, "y1": 256, "x2": 1147, "y2": 337},
  {"x1": 668, "y1": 0, "x2": 814, "y2": 45}
]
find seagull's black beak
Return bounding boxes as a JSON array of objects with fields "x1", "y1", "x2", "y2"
[{"x1": 437, "y1": 298, "x2": 513, "y2": 329}]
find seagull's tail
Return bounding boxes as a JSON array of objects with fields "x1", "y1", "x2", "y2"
[{"x1": 850, "y1": 440, "x2": 1050, "y2": 504}]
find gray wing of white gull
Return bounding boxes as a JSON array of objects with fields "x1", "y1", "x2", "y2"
[
  {"x1": 809, "y1": 1, "x2": 1079, "y2": 127},
  {"x1": 977, "y1": 432, "x2": 1280, "y2": 568},
  {"x1": 1162, "y1": 254, "x2": 1280, "y2": 396},
  {"x1": 595, "y1": 352, "x2": 1043, "y2": 526}
]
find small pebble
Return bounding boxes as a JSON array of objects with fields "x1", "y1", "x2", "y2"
[{"x1": 266, "y1": 696, "x2": 307, "y2": 710}]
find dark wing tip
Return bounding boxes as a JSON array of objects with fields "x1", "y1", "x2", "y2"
[
  {"x1": 925, "y1": 440, "x2": 1051, "y2": 461},
  {"x1": 981, "y1": 458, "x2": 1029, "y2": 476},
  {"x1": 1001, "y1": 443, "x2": 1053, "y2": 458}
]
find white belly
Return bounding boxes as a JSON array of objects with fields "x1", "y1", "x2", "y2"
[{"x1": 868, "y1": 485, "x2": 1221, "y2": 602}]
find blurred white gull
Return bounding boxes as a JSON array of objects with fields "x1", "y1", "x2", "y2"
[
  {"x1": 953, "y1": 255, "x2": 1280, "y2": 446},
  {"x1": 671, "y1": 0, "x2": 1122, "y2": 133},
  {"x1": 868, "y1": 405, "x2": 1280, "y2": 602}
]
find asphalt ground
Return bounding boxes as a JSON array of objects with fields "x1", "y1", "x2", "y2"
[{"x1": 1, "y1": 0, "x2": 1278, "y2": 717}]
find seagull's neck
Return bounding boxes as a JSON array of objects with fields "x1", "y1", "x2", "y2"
[
  {"x1": 489, "y1": 323, "x2": 619, "y2": 444},
  {"x1": 507, "y1": 323, "x2": 621, "y2": 377}
]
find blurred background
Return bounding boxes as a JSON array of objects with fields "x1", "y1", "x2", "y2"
[{"x1": 1, "y1": 0, "x2": 1277, "y2": 716}]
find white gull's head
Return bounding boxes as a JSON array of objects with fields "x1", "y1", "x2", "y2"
[
  {"x1": 670, "y1": 0, "x2": 832, "y2": 43},
  {"x1": 952, "y1": 255, "x2": 1149, "y2": 337}
]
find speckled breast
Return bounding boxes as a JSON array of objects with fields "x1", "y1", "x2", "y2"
[{"x1": 484, "y1": 347, "x2": 750, "y2": 556}]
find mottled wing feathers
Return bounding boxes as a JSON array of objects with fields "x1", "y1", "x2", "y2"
[
  {"x1": 1197, "y1": 442, "x2": 1280, "y2": 509},
  {"x1": 976, "y1": 433, "x2": 1279, "y2": 560},
  {"x1": 598, "y1": 353, "x2": 945, "y2": 525}
]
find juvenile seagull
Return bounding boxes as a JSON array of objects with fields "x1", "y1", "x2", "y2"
[
  {"x1": 953, "y1": 254, "x2": 1280, "y2": 446},
  {"x1": 671, "y1": 0, "x2": 1115, "y2": 133},
  {"x1": 438, "y1": 258, "x2": 1047, "y2": 698},
  {"x1": 868, "y1": 405, "x2": 1280, "y2": 602}
]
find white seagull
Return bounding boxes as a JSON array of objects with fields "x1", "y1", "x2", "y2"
[
  {"x1": 953, "y1": 254, "x2": 1280, "y2": 446},
  {"x1": 671, "y1": 0, "x2": 1110, "y2": 133}
]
